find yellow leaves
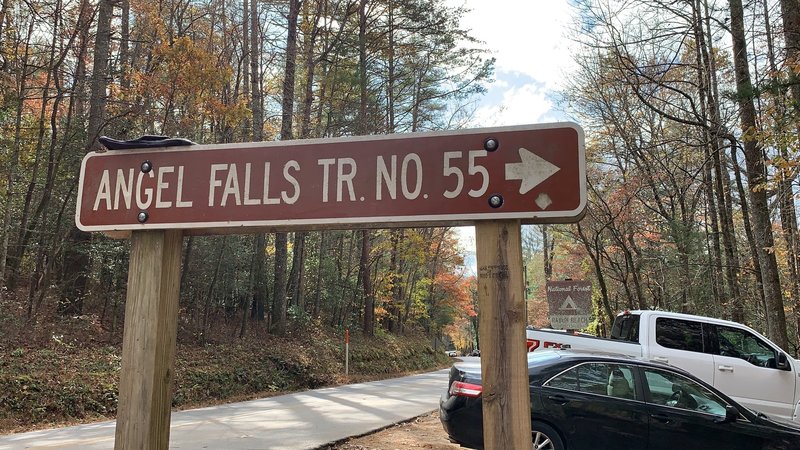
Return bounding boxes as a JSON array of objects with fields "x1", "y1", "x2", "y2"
[
  {"x1": 374, "y1": 306, "x2": 389, "y2": 319},
  {"x1": 125, "y1": 35, "x2": 239, "y2": 135},
  {"x1": 210, "y1": 97, "x2": 251, "y2": 129},
  {"x1": 443, "y1": 321, "x2": 475, "y2": 352},
  {"x1": 151, "y1": 36, "x2": 231, "y2": 94},
  {"x1": 787, "y1": 55, "x2": 800, "y2": 77},
  {"x1": 740, "y1": 124, "x2": 763, "y2": 145},
  {"x1": 264, "y1": 240, "x2": 294, "y2": 258}
]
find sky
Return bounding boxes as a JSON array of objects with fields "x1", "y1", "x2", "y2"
[
  {"x1": 454, "y1": 0, "x2": 577, "y2": 127},
  {"x1": 449, "y1": 0, "x2": 578, "y2": 257}
]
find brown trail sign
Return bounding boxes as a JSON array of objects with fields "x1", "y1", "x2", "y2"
[
  {"x1": 76, "y1": 123, "x2": 585, "y2": 234},
  {"x1": 77, "y1": 123, "x2": 585, "y2": 450}
]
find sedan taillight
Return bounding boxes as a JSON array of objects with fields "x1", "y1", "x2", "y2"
[{"x1": 450, "y1": 381, "x2": 483, "y2": 398}]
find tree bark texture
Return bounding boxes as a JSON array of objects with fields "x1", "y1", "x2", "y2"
[{"x1": 729, "y1": 0, "x2": 789, "y2": 349}]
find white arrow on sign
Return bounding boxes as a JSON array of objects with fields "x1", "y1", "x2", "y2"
[{"x1": 505, "y1": 147, "x2": 561, "y2": 195}]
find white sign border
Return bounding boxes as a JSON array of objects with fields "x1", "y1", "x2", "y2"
[{"x1": 76, "y1": 123, "x2": 587, "y2": 233}]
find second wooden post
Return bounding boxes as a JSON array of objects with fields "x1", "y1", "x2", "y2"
[{"x1": 475, "y1": 219, "x2": 531, "y2": 450}]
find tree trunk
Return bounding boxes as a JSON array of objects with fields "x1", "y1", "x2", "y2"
[
  {"x1": 358, "y1": 0, "x2": 368, "y2": 135},
  {"x1": 203, "y1": 237, "x2": 228, "y2": 339},
  {"x1": 356, "y1": 0, "x2": 374, "y2": 335},
  {"x1": 252, "y1": 235, "x2": 266, "y2": 321},
  {"x1": 242, "y1": 0, "x2": 250, "y2": 138},
  {"x1": 180, "y1": 236, "x2": 193, "y2": 302},
  {"x1": 119, "y1": 0, "x2": 130, "y2": 89},
  {"x1": 387, "y1": 229, "x2": 403, "y2": 332},
  {"x1": 577, "y1": 223, "x2": 613, "y2": 328},
  {"x1": 312, "y1": 231, "x2": 326, "y2": 318},
  {"x1": 360, "y1": 229, "x2": 374, "y2": 335},
  {"x1": 731, "y1": 142, "x2": 765, "y2": 309},
  {"x1": 542, "y1": 225, "x2": 554, "y2": 281},
  {"x1": 701, "y1": 0, "x2": 742, "y2": 321},
  {"x1": 386, "y1": 0, "x2": 396, "y2": 132},
  {"x1": 9, "y1": 0, "x2": 94, "y2": 292},
  {"x1": 273, "y1": 0, "x2": 301, "y2": 335},
  {"x1": 0, "y1": 0, "x2": 11, "y2": 55},
  {"x1": 693, "y1": 0, "x2": 730, "y2": 316},
  {"x1": 763, "y1": 0, "x2": 800, "y2": 349},
  {"x1": 248, "y1": 0, "x2": 269, "y2": 326},
  {"x1": 299, "y1": 0, "x2": 317, "y2": 139},
  {"x1": 729, "y1": 0, "x2": 789, "y2": 349},
  {"x1": 60, "y1": 0, "x2": 114, "y2": 315},
  {"x1": 86, "y1": 0, "x2": 114, "y2": 151},
  {"x1": 1, "y1": 18, "x2": 34, "y2": 291},
  {"x1": 288, "y1": 232, "x2": 306, "y2": 309},
  {"x1": 779, "y1": 0, "x2": 800, "y2": 120},
  {"x1": 239, "y1": 249, "x2": 255, "y2": 338}
]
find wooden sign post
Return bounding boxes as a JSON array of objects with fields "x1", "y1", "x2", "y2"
[
  {"x1": 476, "y1": 220, "x2": 531, "y2": 449},
  {"x1": 114, "y1": 230, "x2": 183, "y2": 449}
]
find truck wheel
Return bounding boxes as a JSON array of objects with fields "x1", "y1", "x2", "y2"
[{"x1": 532, "y1": 421, "x2": 564, "y2": 450}]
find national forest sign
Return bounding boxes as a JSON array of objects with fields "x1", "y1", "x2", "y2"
[{"x1": 76, "y1": 123, "x2": 586, "y2": 234}]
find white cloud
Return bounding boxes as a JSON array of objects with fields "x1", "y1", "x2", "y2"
[
  {"x1": 455, "y1": 0, "x2": 576, "y2": 90},
  {"x1": 474, "y1": 79, "x2": 554, "y2": 127},
  {"x1": 448, "y1": 0, "x2": 577, "y2": 127}
]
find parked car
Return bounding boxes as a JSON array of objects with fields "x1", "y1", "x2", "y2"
[
  {"x1": 445, "y1": 350, "x2": 458, "y2": 357},
  {"x1": 439, "y1": 350, "x2": 800, "y2": 450},
  {"x1": 525, "y1": 310, "x2": 800, "y2": 421}
]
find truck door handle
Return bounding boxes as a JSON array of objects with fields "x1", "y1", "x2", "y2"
[
  {"x1": 652, "y1": 356, "x2": 669, "y2": 364},
  {"x1": 547, "y1": 395, "x2": 570, "y2": 405},
  {"x1": 718, "y1": 365, "x2": 734, "y2": 372}
]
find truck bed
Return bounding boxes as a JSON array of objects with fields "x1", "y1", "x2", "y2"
[{"x1": 527, "y1": 327, "x2": 643, "y2": 357}]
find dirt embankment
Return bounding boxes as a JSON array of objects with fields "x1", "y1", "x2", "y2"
[{"x1": 0, "y1": 307, "x2": 450, "y2": 434}]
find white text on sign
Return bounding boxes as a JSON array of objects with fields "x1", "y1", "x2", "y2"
[{"x1": 90, "y1": 152, "x2": 495, "y2": 211}]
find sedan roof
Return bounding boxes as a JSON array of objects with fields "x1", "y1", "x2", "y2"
[{"x1": 526, "y1": 349, "x2": 687, "y2": 383}]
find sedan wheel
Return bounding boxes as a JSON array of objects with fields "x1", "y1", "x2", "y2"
[
  {"x1": 532, "y1": 431, "x2": 553, "y2": 450},
  {"x1": 531, "y1": 422, "x2": 564, "y2": 450}
]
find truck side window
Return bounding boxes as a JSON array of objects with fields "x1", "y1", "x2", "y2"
[
  {"x1": 610, "y1": 314, "x2": 640, "y2": 342},
  {"x1": 655, "y1": 318, "x2": 703, "y2": 353},
  {"x1": 715, "y1": 325, "x2": 777, "y2": 368}
]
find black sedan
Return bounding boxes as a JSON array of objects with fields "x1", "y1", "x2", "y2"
[{"x1": 439, "y1": 351, "x2": 800, "y2": 450}]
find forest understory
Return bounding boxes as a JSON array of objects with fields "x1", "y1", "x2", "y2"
[{"x1": 0, "y1": 289, "x2": 449, "y2": 435}]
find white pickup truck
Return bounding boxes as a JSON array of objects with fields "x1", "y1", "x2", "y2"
[{"x1": 526, "y1": 309, "x2": 800, "y2": 421}]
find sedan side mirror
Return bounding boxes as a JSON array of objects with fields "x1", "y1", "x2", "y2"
[
  {"x1": 714, "y1": 405, "x2": 739, "y2": 424},
  {"x1": 776, "y1": 352, "x2": 790, "y2": 370}
]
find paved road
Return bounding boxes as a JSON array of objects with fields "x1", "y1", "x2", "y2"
[{"x1": 0, "y1": 369, "x2": 449, "y2": 450}]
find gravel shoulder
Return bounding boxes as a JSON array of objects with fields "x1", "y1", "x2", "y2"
[{"x1": 326, "y1": 410, "x2": 464, "y2": 450}]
